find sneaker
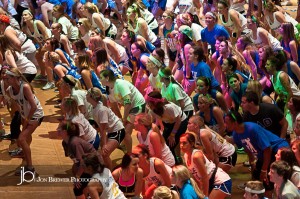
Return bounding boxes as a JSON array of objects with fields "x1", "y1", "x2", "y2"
[
  {"x1": 0, "y1": 133, "x2": 11, "y2": 140},
  {"x1": 42, "y1": 82, "x2": 55, "y2": 90},
  {"x1": 243, "y1": 161, "x2": 250, "y2": 167},
  {"x1": 237, "y1": 147, "x2": 246, "y2": 154},
  {"x1": 34, "y1": 74, "x2": 47, "y2": 81},
  {"x1": 10, "y1": 148, "x2": 24, "y2": 158},
  {"x1": 54, "y1": 103, "x2": 61, "y2": 108},
  {"x1": 54, "y1": 88, "x2": 59, "y2": 93}
]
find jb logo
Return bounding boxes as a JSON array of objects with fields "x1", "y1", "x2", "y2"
[{"x1": 17, "y1": 167, "x2": 35, "y2": 185}]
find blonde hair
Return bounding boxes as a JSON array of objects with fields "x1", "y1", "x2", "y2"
[
  {"x1": 172, "y1": 165, "x2": 206, "y2": 199},
  {"x1": 49, "y1": 51, "x2": 61, "y2": 63},
  {"x1": 62, "y1": 96, "x2": 79, "y2": 116},
  {"x1": 152, "y1": 186, "x2": 179, "y2": 199},
  {"x1": 78, "y1": 18, "x2": 92, "y2": 34},
  {"x1": 7, "y1": 67, "x2": 34, "y2": 93},
  {"x1": 84, "y1": 2, "x2": 99, "y2": 14},
  {"x1": 246, "y1": 80, "x2": 263, "y2": 102},
  {"x1": 135, "y1": 113, "x2": 165, "y2": 145},
  {"x1": 87, "y1": 87, "x2": 107, "y2": 106},
  {"x1": 198, "y1": 94, "x2": 217, "y2": 106},
  {"x1": 245, "y1": 181, "x2": 265, "y2": 198}
]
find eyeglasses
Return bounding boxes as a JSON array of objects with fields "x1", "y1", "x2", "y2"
[
  {"x1": 77, "y1": 22, "x2": 83, "y2": 26},
  {"x1": 162, "y1": 15, "x2": 170, "y2": 19}
]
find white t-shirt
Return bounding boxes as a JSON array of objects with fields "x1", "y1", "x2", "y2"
[
  {"x1": 71, "y1": 88, "x2": 94, "y2": 120},
  {"x1": 191, "y1": 23, "x2": 203, "y2": 42},
  {"x1": 150, "y1": 102, "x2": 187, "y2": 123},
  {"x1": 93, "y1": 102, "x2": 124, "y2": 133},
  {"x1": 56, "y1": 16, "x2": 79, "y2": 40},
  {"x1": 67, "y1": 112, "x2": 97, "y2": 143}
]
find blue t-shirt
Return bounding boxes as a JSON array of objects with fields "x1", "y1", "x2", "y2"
[
  {"x1": 180, "y1": 180, "x2": 201, "y2": 199},
  {"x1": 233, "y1": 122, "x2": 289, "y2": 159},
  {"x1": 190, "y1": 61, "x2": 219, "y2": 88},
  {"x1": 201, "y1": 24, "x2": 230, "y2": 52}
]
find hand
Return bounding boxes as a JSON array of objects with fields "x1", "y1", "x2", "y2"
[
  {"x1": 168, "y1": 136, "x2": 176, "y2": 147},
  {"x1": 260, "y1": 171, "x2": 269, "y2": 185}
]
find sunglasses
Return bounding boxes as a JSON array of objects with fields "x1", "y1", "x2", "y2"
[{"x1": 77, "y1": 22, "x2": 83, "y2": 26}]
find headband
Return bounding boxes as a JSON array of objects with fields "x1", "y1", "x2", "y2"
[
  {"x1": 179, "y1": 14, "x2": 189, "y2": 25},
  {"x1": 206, "y1": 12, "x2": 216, "y2": 19},
  {"x1": 23, "y1": 10, "x2": 33, "y2": 18},
  {"x1": 5, "y1": 70, "x2": 18, "y2": 77},
  {"x1": 245, "y1": 187, "x2": 265, "y2": 194},
  {"x1": 145, "y1": 95, "x2": 165, "y2": 104},
  {"x1": 149, "y1": 55, "x2": 162, "y2": 68},
  {"x1": 158, "y1": 69, "x2": 169, "y2": 78}
]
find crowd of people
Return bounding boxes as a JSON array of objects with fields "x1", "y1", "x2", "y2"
[{"x1": 0, "y1": 0, "x2": 300, "y2": 198}]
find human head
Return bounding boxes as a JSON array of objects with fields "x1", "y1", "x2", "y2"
[
  {"x1": 147, "y1": 54, "x2": 163, "y2": 75},
  {"x1": 198, "y1": 93, "x2": 215, "y2": 111},
  {"x1": 48, "y1": 51, "x2": 61, "y2": 64},
  {"x1": 99, "y1": 69, "x2": 117, "y2": 86},
  {"x1": 291, "y1": 140, "x2": 300, "y2": 163},
  {"x1": 236, "y1": 36, "x2": 253, "y2": 51},
  {"x1": 86, "y1": 87, "x2": 105, "y2": 103},
  {"x1": 222, "y1": 57, "x2": 237, "y2": 76},
  {"x1": 205, "y1": 12, "x2": 217, "y2": 27},
  {"x1": 158, "y1": 67, "x2": 172, "y2": 85},
  {"x1": 152, "y1": 186, "x2": 179, "y2": 199},
  {"x1": 176, "y1": 13, "x2": 192, "y2": 27},
  {"x1": 61, "y1": 96, "x2": 79, "y2": 116},
  {"x1": 187, "y1": 115, "x2": 204, "y2": 133},
  {"x1": 227, "y1": 73, "x2": 241, "y2": 92},
  {"x1": 72, "y1": 39, "x2": 87, "y2": 52},
  {"x1": 52, "y1": 5, "x2": 65, "y2": 18},
  {"x1": 44, "y1": 38, "x2": 60, "y2": 51},
  {"x1": 247, "y1": 15, "x2": 259, "y2": 29},
  {"x1": 241, "y1": 91, "x2": 260, "y2": 111},
  {"x1": 275, "y1": 147, "x2": 298, "y2": 167},
  {"x1": 265, "y1": 56, "x2": 280, "y2": 74},
  {"x1": 22, "y1": 10, "x2": 34, "y2": 24},
  {"x1": 264, "y1": 0, "x2": 278, "y2": 12},
  {"x1": 58, "y1": 120, "x2": 80, "y2": 137},
  {"x1": 132, "y1": 144, "x2": 151, "y2": 160},
  {"x1": 127, "y1": 4, "x2": 141, "y2": 21},
  {"x1": 178, "y1": 25, "x2": 193, "y2": 41},
  {"x1": 6, "y1": 67, "x2": 33, "y2": 91},
  {"x1": 62, "y1": 75, "x2": 79, "y2": 88},
  {"x1": 279, "y1": 22, "x2": 295, "y2": 40},
  {"x1": 82, "y1": 153, "x2": 105, "y2": 174},
  {"x1": 218, "y1": 0, "x2": 229, "y2": 14},
  {"x1": 269, "y1": 160, "x2": 292, "y2": 182},
  {"x1": 131, "y1": 41, "x2": 147, "y2": 58},
  {"x1": 244, "y1": 181, "x2": 265, "y2": 199},
  {"x1": 77, "y1": 18, "x2": 91, "y2": 34},
  {"x1": 88, "y1": 35, "x2": 105, "y2": 51},
  {"x1": 120, "y1": 153, "x2": 139, "y2": 173},
  {"x1": 180, "y1": 133, "x2": 197, "y2": 153},
  {"x1": 246, "y1": 80, "x2": 263, "y2": 102},
  {"x1": 0, "y1": 35, "x2": 17, "y2": 55},
  {"x1": 225, "y1": 109, "x2": 243, "y2": 132},
  {"x1": 83, "y1": 2, "x2": 99, "y2": 15},
  {"x1": 219, "y1": 40, "x2": 229, "y2": 55},
  {"x1": 196, "y1": 76, "x2": 212, "y2": 94},
  {"x1": 92, "y1": 48, "x2": 108, "y2": 66},
  {"x1": 162, "y1": 10, "x2": 175, "y2": 23},
  {"x1": 189, "y1": 45, "x2": 206, "y2": 63},
  {"x1": 145, "y1": 91, "x2": 166, "y2": 116},
  {"x1": 120, "y1": 28, "x2": 135, "y2": 44}
]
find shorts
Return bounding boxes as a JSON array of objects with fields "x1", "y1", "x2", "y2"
[
  {"x1": 213, "y1": 179, "x2": 232, "y2": 195},
  {"x1": 28, "y1": 116, "x2": 44, "y2": 126},
  {"x1": 107, "y1": 128, "x2": 125, "y2": 144},
  {"x1": 219, "y1": 151, "x2": 237, "y2": 167},
  {"x1": 127, "y1": 103, "x2": 146, "y2": 123},
  {"x1": 167, "y1": 49, "x2": 177, "y2": 62},
  {"x1": 90, "y1": 133, "x2": 100, "y2": 150}
]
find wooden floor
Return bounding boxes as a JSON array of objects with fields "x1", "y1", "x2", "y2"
[{"x1": 1, "y1": 5, "x2": 299, "y2": 198}]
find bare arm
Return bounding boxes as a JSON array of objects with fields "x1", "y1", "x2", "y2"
[
  {"x1": 150, "y1": 131, "x2": 163, "y2": 159},
  {"x1": 4, "y1": 50, "x2": 18, "y2": 68},
  {"x1": 81, "y1": 70, "x2": 93, "y2": 90},
  {"x1": 4, "y1": 29, "x2": 21, "y2": 51},
  {"x1": 289, "y1": 41, "x2": 298, "y2": 64},
  {"x1": 105, "y1": 39, "x2": 121, "y2": 64},
  {"x1": 229, "y1": 9, "x2": 242, "y2": 38},
  {"x1": 134, "y1": 168, "x2": 144, "y2": 197},
  {"x1": 87, "y1": 181, "x2": 102, "y2": 199},
  {"x1": 213, "y1": 106, "x2": 226, "y2": 136},
  {"x1": 290, "y1": 61, "x2": 300, "y2": 82},
  {"x1": 193, "y1": 151, "x2": 209, "y2": 196},
  {"x1": 155, "y1": 159, "x2": 171, "y2": 187},
  {"x1": 279, "y1": 117, "x2": 288, "y2": 139},
  {"x1": 200, "y1": 130, "x2": 215, "y2": 162}
]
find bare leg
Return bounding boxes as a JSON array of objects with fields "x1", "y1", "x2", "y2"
[
  {"x1": 209, "y1": 189, "x2": 229, "y2": 199},
  {"x1": 124, "y1": 123, "x2": 134, "y2": 154},
  {"x1": 102, "y1": 139, "x2": 119, "y2": 170},
  {"x1": 41, "y1": 2, "x2": 54, "y2": 28},
  {"x1": 35, "y1": 48, "x2": 47, "y2": 76}
]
